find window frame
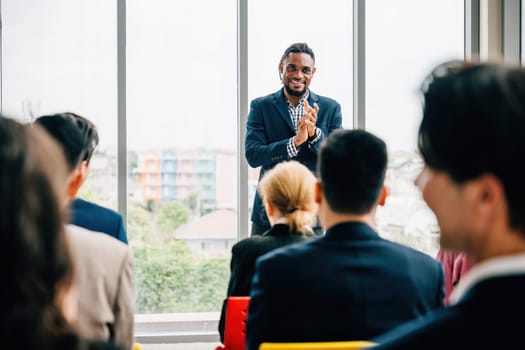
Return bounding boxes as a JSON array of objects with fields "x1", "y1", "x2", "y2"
[{"x1": 3, "y1": 0, "x2": 520, "y2": 344}]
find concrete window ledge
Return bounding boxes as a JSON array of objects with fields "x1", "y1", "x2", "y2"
[{"x1": 134, "y1": 312, "x2": 221, "y2": 344}]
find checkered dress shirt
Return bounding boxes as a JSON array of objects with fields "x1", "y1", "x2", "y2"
[{"x1": 286, "y1": 91, "x2": 322, "y2": 158}]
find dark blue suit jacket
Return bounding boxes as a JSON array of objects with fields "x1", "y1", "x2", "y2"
[
  {"x1": 245, "y1": 89, "x2": 342, "y2": 227},
  {"x1": 246, "y1": 222, "x2": 444, "y2": 350},
  {"x1": 70, "y1": 198, "x2": 128, "y2": 244},
  {"x1": 373, "y1": 275, "x2": 525, "y2": 349}
]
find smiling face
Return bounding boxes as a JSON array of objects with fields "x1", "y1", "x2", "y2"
[{"x1": 279, "y1": 52, "x2": 316, "y2": 98}]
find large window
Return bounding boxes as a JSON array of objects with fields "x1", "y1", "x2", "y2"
[
  {"x1": 248, "y1": 0, "x2": 353, "y2": 127},
  {"x1": 2, "y1": 0, "x2": 237, "y2": 326},
  {"x1": 247, "y1": 0, "x2": 353, "y2": 225},
  {"x1": 366, "y1": 0, "x2": 464, "y2": 256},
  {"x1": 2, "y1": 0, "x2": 477, "y2": 345},
  {"x1": 127, "y1": 0, "x2": 237, "y2": 315},
  {"x1": 2, "y1": 0, "x2": 118, "y2": 209}
]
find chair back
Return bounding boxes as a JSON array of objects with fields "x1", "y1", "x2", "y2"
[
  {"x1": 216, "y1": 296, "x2": 250, "y2": 350},
  {"x1": 259, "y1": 341, "x2": 376, "y2": 350}
]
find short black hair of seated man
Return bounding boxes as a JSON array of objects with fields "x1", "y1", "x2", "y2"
[
  {"x1": 317, "y1": 129, "x2": 387, "y2": 214},
  {"x1": 35, "y1": 112, "x2": 98, "y2": 171},
  {"x1": 245, "y1": 42, "x2": 342, "y2": 236},
  {"x1": 35, "y1": 113, "x2": 128, "y2": 244}
]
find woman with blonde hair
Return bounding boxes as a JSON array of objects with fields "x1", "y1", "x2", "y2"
[{"x1": 218, "y1": 160, "x2": 317, "y2": 341}]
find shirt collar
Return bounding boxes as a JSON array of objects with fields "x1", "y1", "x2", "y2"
[
  {"x1": 449, "y1": 252, "x2": 525, "y2": 304},
  {"x1": 285, "y1": 90, "x2": 309, "y2": 108}
]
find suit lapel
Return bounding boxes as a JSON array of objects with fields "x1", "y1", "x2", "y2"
[
  {"x1": 308, "y1": 90, "x2": 320, "y2": 106},
  {"x1": 272, "y1": 89, "x2": 296, "y2": 134}
]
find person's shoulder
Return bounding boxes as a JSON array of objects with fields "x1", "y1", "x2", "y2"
[
  {"x1": 250, "y1": 90, "x2": 282, "y2": 105},
  {"x1": 381, "y1": 238, "x2": 442, "y2": 269},
  {"x1": 310, "y1": 91, "x2": 340, "y2": 106},
  {"x1": 66, "y1": 224, "x2": 129, "y2": 256},
  {"x1": 373, "y1": 307, "x2": 459, "y2": 349},
  {"x1": 256, "y1": 236, "x2": 319, "y2": 267},
  {"x1": 232, "y1": 235, "x2": 269, "y2": 253},
  {"x1": 73, "y1": 198, "x2": 123, "y2": 221}
]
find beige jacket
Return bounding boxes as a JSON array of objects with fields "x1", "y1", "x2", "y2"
[{"x1": 66, "y1": 224, "x2": 134, "y2": 350}]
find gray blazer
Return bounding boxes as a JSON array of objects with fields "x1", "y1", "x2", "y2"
[{"x1": 66, "y1": 224, "x2": 134, "y2": 350}]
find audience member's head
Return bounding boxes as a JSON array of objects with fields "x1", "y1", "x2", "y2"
[
  {"x1": 316, "y1": 129, "x2": 387, "y2": 226},
  {"x1": 35, "y1": 112, "x2": 99, "y2": 198},
  {"x1": 0, "y1": 116, "x2": 78, "y2": 347},
  {"x1": 258, "y1": 160, "x2": 317, "y2": 234},
  {"x1": 416, "y1": 60, "x2": 525, "y2": 256}
]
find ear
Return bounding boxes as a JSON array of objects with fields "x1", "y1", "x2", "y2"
[
  {"x1": 378, "y1": 185, "x2": 388, "y2": 206},
  {"x1": 264, "y1": 199, "x2": 274, "y2": 219},
  {"x1": 67, "y1": 161, "x2": 88, "y2": 199},
  {"x1": 78, "y1": 160, "x2": 89, "y2": 186},
  {"x1": 315, "y1": 181, "x2": 323, "y2": 205},
  {"x1": 311, "y1": 66, "x2": 317, "y2": 76},
  {"x1": 472, "y1": 174, "x2": 505, "y2": 216}
]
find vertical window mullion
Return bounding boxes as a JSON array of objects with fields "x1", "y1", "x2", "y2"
[
  {"x1": 238, "y1": 0, "x2": 249, "y2": 240},
  {"x1": 353, "y1": 0, "x2": 365, "y2": 130},
  {"x1": 117, "y1": 0, "x2": 127, "y2": 227}
]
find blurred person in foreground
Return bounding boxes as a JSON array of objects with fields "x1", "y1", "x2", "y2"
[
  {"x1": 374, "y1": 61, "x2": 525, "y2": 349},
  {"x1": 36, "y1": 113, "x2": 134, "y2": 350},
  {"x1": 0, "y1": 116, "x2": 121, "y2": 349},
  {"x1": 218, "y1": 160, "x2": 317, "y2": 341},
  {"x1": 246, "y1": 129, "x2": 444, "y2": 350}
]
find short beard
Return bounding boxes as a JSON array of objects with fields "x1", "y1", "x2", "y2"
[{"x1": 284, "y1": 83, "x2": 307, "y2": 97}]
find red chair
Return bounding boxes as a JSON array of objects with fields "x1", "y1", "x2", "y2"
[
  {"x1": 216, "y1": 296, "x2": 250, "y2": 350},
  {"x1": 378, "y1": 186, "x2": 388, "y2": 206}
]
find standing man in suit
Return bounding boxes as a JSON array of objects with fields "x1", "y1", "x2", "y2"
[
  {"x1": 245, "y1": 42, "x2": 342, "y2": 236},
  {"x1": 246, "y1": 129, "x2": 444, "y2": 350},
  {"x1": 373, "y1": 62, "x2": 525, "y2": 349},
  {"x1": 35, "y1": 113, "x2": 134, "y2": 349},
  {"x1": 35, "y1": 113, "x2": 128, "y2": 244}
]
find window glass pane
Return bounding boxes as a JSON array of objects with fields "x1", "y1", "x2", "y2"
[
  {"x1": 366, "y1": 0, "x2": 464, "y2": 256},
  {"x1": 522, "y1": 4, "x2": 525, "y2": 63},
  {"x1": 248, "y1": 0, "x2": 353, "y2": 223},
  {"x1": 2, "y1": 0, "x2": 118, "y2": 209},
  {"x1": 127, "y1": 0, "x2": 237, "y2": 316}
]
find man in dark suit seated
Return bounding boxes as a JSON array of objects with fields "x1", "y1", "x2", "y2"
[
  {"x1": 246, "y1": 129, "x2": 445, "y2": 350},
  {"x1": 245, "y1": 42, "x2": 342, "y2": 236},
  {"x1": 373, "y1": 62, "x2": 525, "y2": 349},
  {"x1": 35, "y1": 113, "x2": 128, "y2": 244}
]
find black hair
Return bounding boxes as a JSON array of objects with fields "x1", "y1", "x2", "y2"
[
  {"x1": 35, "y1": 112, "x2": 99, "y2": 172},
  {"x1": 318, "y1": 129, "x2": 387, "y2": 214},
  {"x1": 279, "y1": 42, "x2": 315, "y2": 65},
  {"x1": 419, "y1": 60, "x2": 525, "y2": 233}
]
